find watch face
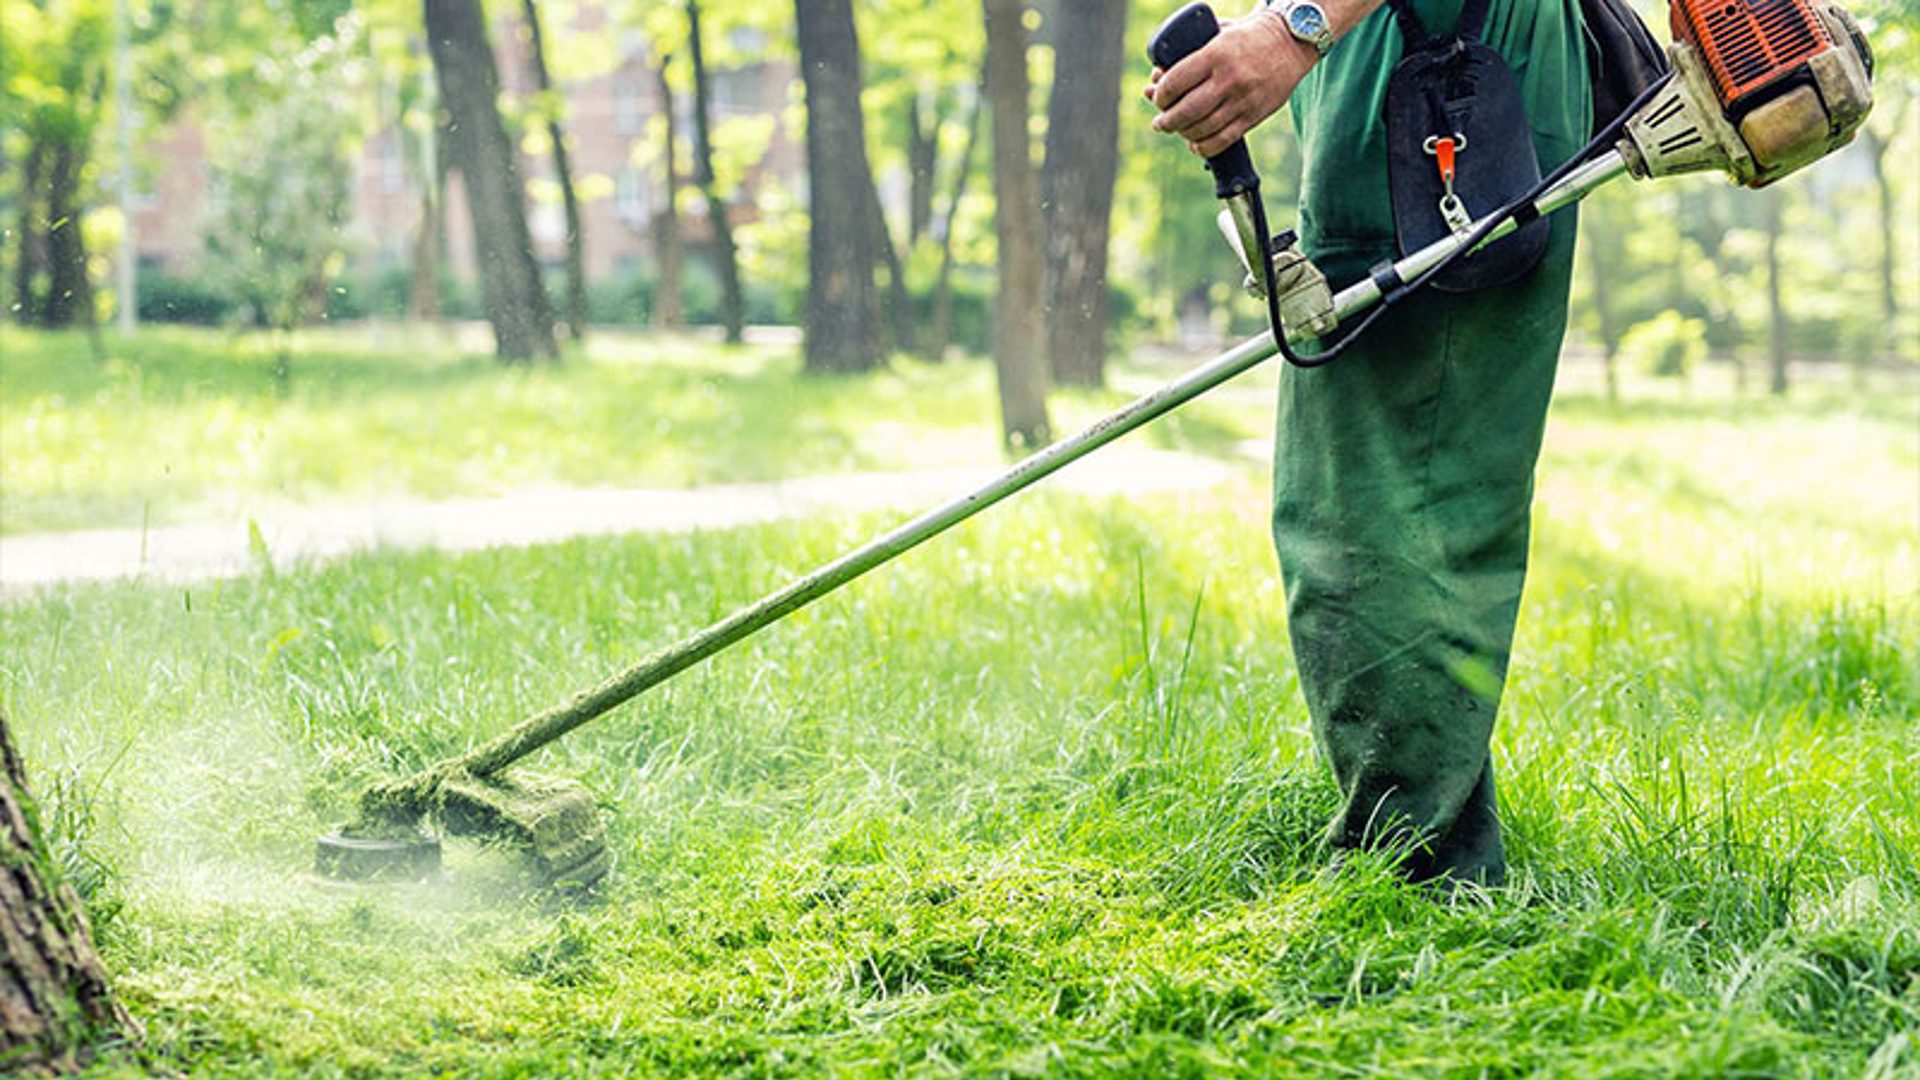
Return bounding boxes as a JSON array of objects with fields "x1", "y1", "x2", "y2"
[{"x1": 1288, "y1": 3, "x2": 1327, "y2": 39}]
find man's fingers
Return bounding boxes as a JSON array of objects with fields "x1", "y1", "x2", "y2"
[
  {"x1": 1181, "y1": 102, "x2": 1240, "y2": 147},
  {"x1": 1153, "y1": 79, "x2": 1227, "y2": 135},
  {"x1": 1192, "y1": 115, "x2": 1252, "y2": 158},
  {"x1": 1150, "y1": 52, "x2": 1208, "y2": 112},
  {"x1": 1141, "y1": 66, "x2": 1164, "y2": 102}
]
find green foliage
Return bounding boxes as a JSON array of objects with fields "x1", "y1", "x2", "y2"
[
  {"x1": 1, "y1": 358, "x2": 1914, "y2": 1076},
  {"x1": 134, "y1": 268, "x2": 236, "y2": 325},
  {"x1": 200, "y1": 20, "x2": 363, "y2": 336},
  {"x1": 1620, "y1": 309, "x2": 1708, "y2": 378},
  {"x1": 0, "y1": 0, "x2": 110, "y2": 146}
]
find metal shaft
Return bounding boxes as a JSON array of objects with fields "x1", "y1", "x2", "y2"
[
  {"x1": 457, "y1": 331, "x2": 1283, "y2": 776},
  {"x1": 453, "y1": 148, "x2": 1637, "y2": 780},
  {"x1": 1327, "y1": 150, "x2": 1631, "y2": 324}
]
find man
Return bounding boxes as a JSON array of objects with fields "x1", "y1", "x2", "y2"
[{"x1": 1146, "y1": 0, "x2": 1591, "y2": 887}]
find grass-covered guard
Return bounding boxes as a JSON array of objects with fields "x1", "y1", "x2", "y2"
[{"x1": 1, "y1": 333, "x2": 1914, "y2": 1076}]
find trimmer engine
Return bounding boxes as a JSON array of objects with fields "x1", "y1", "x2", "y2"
[{"x1": 1623, "y1": 0, "x2": 1874, "y2": 187}]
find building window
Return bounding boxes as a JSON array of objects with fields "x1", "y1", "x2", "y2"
[
  {"x1": 616, "y1": 165, "x2": 651, "y2": 223},
  {"x1": 380, "y1": 133, "x2": 406, "y2": 193},
  {"x1": 710, "y1": 67, "x2": 757, "y2": 115},
  {"x1": 615, "y1": 70, "x2": 646, "y2": 136}
]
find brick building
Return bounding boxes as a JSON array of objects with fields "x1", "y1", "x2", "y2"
[{"x1": 130, "y1": 8, "x2": 802, "y2": 294}]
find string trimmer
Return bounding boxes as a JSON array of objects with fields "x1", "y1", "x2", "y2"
[{"x1": 317, "y1": 0, "x2": 1873, "y2": 887}]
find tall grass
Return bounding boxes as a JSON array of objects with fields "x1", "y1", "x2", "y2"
[
  {"x1": 0, "y1": 326, "x2": 1261, "y2": 536},
  {"x1": 0, "y1": 347, "x2": 1913, "y2": 1076}
]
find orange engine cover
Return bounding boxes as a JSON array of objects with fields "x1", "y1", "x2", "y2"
[{"x1": 1671, "y1": 0, "x2": 1835, "y2": 111}]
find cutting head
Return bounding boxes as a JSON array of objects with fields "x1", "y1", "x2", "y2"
[{"x1": 316, "y1": 768, "x2": 611, "y2": 889}]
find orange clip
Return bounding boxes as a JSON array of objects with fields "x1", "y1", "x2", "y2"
[{"x1": 1434, "y1": 136, "x2": 1456, "y2": 184}]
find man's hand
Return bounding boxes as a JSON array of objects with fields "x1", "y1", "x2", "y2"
[{"x1": 1144, "y1": 9, "x2": 1318, "y2": 159}]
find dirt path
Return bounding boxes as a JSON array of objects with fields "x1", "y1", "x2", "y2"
[{"x1": 0, "y1": 448, "x2": 1243, "y2": 596}]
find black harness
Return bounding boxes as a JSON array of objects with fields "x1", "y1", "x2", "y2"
[{"x1": 1382, "y1": 0, "x2": 1551, "y2": 292}]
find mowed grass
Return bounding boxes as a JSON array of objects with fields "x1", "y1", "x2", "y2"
[
  {"x1": 1, "y1": 342, "x2": 1916, "y2": 1077},
  {"x1": 0, "y1": 325, "x2": 1254, "y2": 535}
]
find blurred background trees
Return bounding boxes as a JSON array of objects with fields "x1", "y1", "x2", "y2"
[{"x1": 2, "y1": 0, "x2": 1914, "y2": 406}]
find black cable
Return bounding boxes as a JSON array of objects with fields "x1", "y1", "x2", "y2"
[{"x1": 1259, "y1": 71, "x2": 1674, "y2": 368}]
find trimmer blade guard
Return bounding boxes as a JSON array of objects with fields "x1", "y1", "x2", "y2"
[
  {"x1": 437, "y1": 770, "x2": 612, "y2": 889},
  {"x1": 314, "y1": 831, "x2": 443, "y2": 881}
]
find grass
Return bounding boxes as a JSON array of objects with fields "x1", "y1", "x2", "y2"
[
  {"x1": 0, "y1": 325, "x2": 1258, "y2": 536},
  {"x1": 1, "y1": 328, "x2": 1916, "y2": 1077}
]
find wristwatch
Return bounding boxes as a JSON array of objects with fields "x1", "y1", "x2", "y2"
[{"x1": 1268, "y1": 0, "x2": 1336, "y2": 56}]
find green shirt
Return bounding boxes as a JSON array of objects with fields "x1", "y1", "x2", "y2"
[{"x1": 1288, "y1": 0, "x2": 1593, "y2": 279}]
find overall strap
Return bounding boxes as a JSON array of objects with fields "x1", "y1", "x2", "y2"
[
  {"x1": 1384, "y1": 0, "x2": 1433, "y2": 48},
  {"x1": 1384, "y1": 0, "x2": 1493, "y2": 48}
]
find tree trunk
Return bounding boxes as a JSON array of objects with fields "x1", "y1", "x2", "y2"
[
  {"x1": 687, "y1": 0, "x2": 745, "y2": 345},
  {"x1": 907, "y1": 90, "x2": 939, "y2": 247},
  {"x1": 1582, "y1": 230, "x2": 1620, "y2": 404},
  {"x1": 1764, "y1": 186, "x2": 1788, "y2": 396},
  {"x1": 1863, "y1": 123, "x2": 1898, "y2": 368},
  {"x1": 1041, "y1": 0, "x2": 1125, "y2": 388},
  {"x1": 407, "y1": 96, "x2": 445, "y2": 322},
  {"x1": 40, "y1": 140, "x2": 96, "y2": 332},
  {"x1": 795, "y1": 0, "x2": 885, "y2": 372},
  {"x1": 424, "y1": 0, "x2": 558, "y2": 363},
  {"x1": 869, "y1": 173, "x2": 915, "y2": 355},
  {"x1": 13, "y1": 140, "x2": 48, "y2": 325},
  {"x1": 983, "y1": 0, "x2": 1050, "y2": 447},
  {"x1": 521, "y1": 0, "x2": 588, "y2": 344},
  {"x1": 652, "y1": 54, "x2": 685, "y2": 329},
  {"x1": 408, "y1": 184, "x2": 442, "y2": 321},
  {"x1": 928, "y1": 76, "x2": 985, "y2": 362},
  {"x1": 0, "y1": 714, "x2": 133, "y2": 1074}
]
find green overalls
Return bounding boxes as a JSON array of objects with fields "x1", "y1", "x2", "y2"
[{"x1": 1275, "y1": 0, "x2": 1592, "y2": 885}]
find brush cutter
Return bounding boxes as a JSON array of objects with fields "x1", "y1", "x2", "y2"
[{"x1": 317, "y1": 0, "x2": 1873, "y2": 887}]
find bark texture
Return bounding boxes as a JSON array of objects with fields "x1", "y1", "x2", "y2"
[
  {"x1": 407, "y1": 106, "x2": 448, "y2": 322},
  {"x1": 40, "y1": 141, "x2": 95, "y2": 331},
  {"x1": 1582, "y1": 229, "x2": 1619, "y2": 403},
  {"x1": 652, "y1": 55, "x2": 685, "y2": 329},
  {"x1": 12, "y1": 141, "x2": 48, "y2": 325},
  {"x1": 1860, "y1": 103, "x2": 1903, "y2": 367},
  {"x1": 906, "y1": 92, "x2": 939, "y2": 246},
  {"x1": 795, "y1": 0, "x2": 885, "y2": 372},
  {"x1": 870, "y1": 174, "x2": 915, "y2": 355},
  {"x1": 928, "y1": 74, "x2": 985, "y2": 362},
  {"x1": 1041, "y1": 0, "x2": 1126, "y2": 387},
  {"x1": 424, "y1": 0, "x2": 558, "y2": 362},
  {"x1": 983, "y1": 0, "x2": 1051, "y2": 446},
  {"x1": 11, "y1": 137, "x2": 97, "y2": 332},
  {"x1": 1765, "y1": 187, "x2": 1788, "y2": 396},
  {"x1": 688, "y1": 0, "x2": 745, "y2": 344},
  {"x1": 0, "y1": 714, "x2": 132, "y2": 1075},
  {"x1": 408, "y1": 183, "x2": 442, "y2": 321},
  {"x1": 521, "y1": 0, "x2": 588, "y2": 343}
]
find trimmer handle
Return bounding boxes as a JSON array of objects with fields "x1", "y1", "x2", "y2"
[{"x1": 1147, "y1": 2, "x2": 1261, "y2": 199}]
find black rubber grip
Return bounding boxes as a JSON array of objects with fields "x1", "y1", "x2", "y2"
[
  {"x1": 1147, "y1": 2, "x2": 1260, "y2": 199},
  {"x1": 1369, "y1": 259, "x2": 1406, "y2": 300}
]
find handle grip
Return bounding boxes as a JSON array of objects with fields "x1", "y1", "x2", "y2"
[{"x1": 1147, "y1": 2, "x2": 1260, "y2": 199}]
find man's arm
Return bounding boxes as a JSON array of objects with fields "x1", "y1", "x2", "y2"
[{"x1": 1144, "y1": 0, "x2": 1388, "y2": 158}]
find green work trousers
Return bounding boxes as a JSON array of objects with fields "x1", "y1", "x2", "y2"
[{"x1": 1273, "y1": 0, "x2": 1592, "y2": 885}]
